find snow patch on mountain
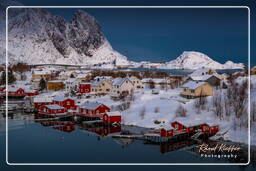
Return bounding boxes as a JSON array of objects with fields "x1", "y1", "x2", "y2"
[
  {"x1": 162, "y1": 51, "x2": 244, "y2": 69},
  {"x1": 0, "y1": 5, "x2": 130, "y2": 66}
]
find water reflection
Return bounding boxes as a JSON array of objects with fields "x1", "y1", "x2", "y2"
[{"x1": 1, "y1": 112, "x2": 254, "y2": 166}]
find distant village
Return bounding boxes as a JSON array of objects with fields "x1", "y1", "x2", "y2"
[{"x1": 0, "y1": 63, "x2": 255, "y2": 142}]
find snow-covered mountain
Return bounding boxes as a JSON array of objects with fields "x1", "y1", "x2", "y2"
[
  {"x1": 0, "y1": 4, "x2": 129, "y2": 66},
  {"x1": 162, "y1": 51, "x2": 244, "y2": 69}
]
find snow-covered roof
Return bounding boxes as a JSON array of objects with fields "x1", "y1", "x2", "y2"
[
  {"x1": 48, "y1": 80, "x2": 63, "y2": 83},
  {"x1": 189, "y1": 74, "x2": 220, "y2": 81},
  {"x1": 44, "y1": 104, "x2": 65, "y2": 110},
  {"x1": 181, "y1": 81, "x2": 208, "y2": 89},
  {"x1": 34, "y1": 96, "x2": 53, "y2": 103},
  {"x1": 77, "y1": 73, "x2": 88, "y2": 78},
  {"x1": 64, "y1": 78, "x2": 77, "y2": 83},
  {"x1": 8, "y1": 87, "x2": 23, "y2": 92},
  {"x1": 80, "y1": 101, "x2": 104, "y2": 110},
  {"x1": 106, "y1": 111, "x2": 121, "y2": 116},
  {"x1": 94, "y1": 76, "x2": 112, "y2": 81},
  {"x1": 112, "y1": 77, "x2": 130, "y2": 86},
  {"x1": 53, "y1": 95, "x2": 65, "y2": 101},
  {"x1": 91, "y1": 80, "x2": 102, "y2": 87},
  {"x1": 33, "y1": 70, "x2": 50, "y2": 75}
]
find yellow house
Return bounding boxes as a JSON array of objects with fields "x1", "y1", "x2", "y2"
[
  {"x1": 91, "y1": 79, "x2": 112, "y2": 95},
  {"x1": 251, "y1": 67, "x2": 256, "y2": 75},
  {"x1": 128, "y1": 76, "x2": 143, "y2": 89},
  {"x1": 32, "y1": 70, "x2": 51, "y2": 80},
  {"x1": 47, "y1": 80, "x2": 64, "y2": 91},
  {"x1": 180, "y1": 81, "x2": 213, "y2": 98}
]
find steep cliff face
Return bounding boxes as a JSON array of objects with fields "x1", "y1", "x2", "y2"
[{"x1": 0, "y1": 4, "x2": 129, "y2": 65}]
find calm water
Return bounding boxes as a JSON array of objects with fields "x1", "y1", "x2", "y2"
[
  {"x1": 0, "y1": 112, "x2": 252, "y2": 166},
  {"x1": 115, "y1": 68, "x2": 243, "y2": 76}
]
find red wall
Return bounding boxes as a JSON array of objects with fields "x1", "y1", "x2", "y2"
[
  {"x1": 79, "y1": 84, "x2": 91, "y2": 94},
  {"x1": 53, "y1": 98, "x2": 77, "y2": 110},
  {"x1": 103, "y1": 114, "x2": 121, "y2": 123},
  {"x1": 171, "y1": 122, "x2": 184, "y2": 130}
]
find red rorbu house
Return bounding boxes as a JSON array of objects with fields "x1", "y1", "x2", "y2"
[
  {"x1": 103, "y1": 111, "x2": 121, "y2": 124},
  {"x1": 78, "y1": 83, "x2": 91, "y2": 94},
  {"x1": 6, "y1": 87, "x2": 25, "y2": 97},
  {"x1": 53, "y1": 96, "x2": 77, "y2": 110},
  {"x1": 38, "y1": 104, "x2": 67, "y2": 116},
  {"x1": 160, "y1": 120, "x2": 219, "y2": 137},
  {"x1": 79, "y1": 101, "x2": 110, "y2": 118},
  {"x1": 33, "y1": 96, "x2": 53, "y2": 109}
]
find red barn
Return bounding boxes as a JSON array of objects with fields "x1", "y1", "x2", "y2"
[
  {"x1": 25, "y1": 89, "x2": 39, "y2": 96},
  {"x1": 79, "y1": 83, "x2": 91, "y2": 94},
  {"x1": 171, "y1": 121, "x2": 186, "y2": 130},
  {"x1": 79, "y1": 101, "x2": 110, "y2": 118},
  {"x1": 38, "y1": 104, "x2": 67, "y2": 116},
  {"x1": 7, "y1": 87, "x2": 25, "y2": 96},
  {"x1": 53, "y1": 96, "x2": 77, "y2": 110},
  {"x1": 103, "y1": 111, "x2": 121, "y2": 124},
  {"x1": 34, "y1": 96, "x2": 53, "y2": 109}
]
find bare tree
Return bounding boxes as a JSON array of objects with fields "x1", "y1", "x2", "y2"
[
  {"x1": 139, "y1": 106, "x2": 146, "y2": 119},
  {"x1": 194, "y1": 89, "x2": 208, "y2": 113},
  {"x1": 212, "y1": 91, "x2": 223, "y2": 119},
  {"x1": 252, "y1": 101, "x2": 256, "y2": 123},
  {"x1": 175, "y1": 105, "x2": 187, "y2": 117}
]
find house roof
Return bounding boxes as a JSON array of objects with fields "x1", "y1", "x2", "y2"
[
  {"x1": 8, "y1": 87, "x2": 23, "y2": 92},
  {"x1": 105, "y1": 111, "x2": 121, "y2": 116},
  {"x1": 112, "y1": 77, "x2": 130, "y2": 86},
  {"x1": 80, "y1": 101, "x2": 104, "y2": 110},
  {"x1": 48, "y1": 80, "x2": 63, "y2": 83},
  {"x1": 189, "y1": 74, "x2": 220, "y2": 81},
  {"x1": 53, "y1": 95, "x2": 65, "y2": 101},
  {"x1": 33, "y1": 70, "x2": 50, "y2": 75},
  {"x1": 181, "y1": 81, "x2": 208, "y2": 90},
  {"x1": 64, "y1": 78, "x2": 77, "y2": 83},
  {"x1": 34, "y1": 96, "x2": 53, "y2": 103},
  {"x1": 44, "y1": 104, "x2": 65, "y2": 110}
]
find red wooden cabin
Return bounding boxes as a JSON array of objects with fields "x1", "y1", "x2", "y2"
[
  {"x1": 7, "y1": 87, "x2": 25, "y2": 96},
  {"x1": 79, "y1": 83, "x2": 91, "y2": 94},
  {"x1": 53, "y1": 96, "x2": 77, "y2": 110},
  {"x1": 79, "y1": 101, "x2": 110, "y2": 118},
  {"x1": 103, "y1": 111, "x2": 121, "y2": 124},
  {"x1": 34, "y1": 96, "x2": 53, "y2": 109},
  {"x1": 171, "y1": 121, "x2": 185, "y2": 130},
  {"x1": 200, "y1": 123, "x2": 219, "y2": 133},
  {"x1": 38, "y1": 104, "x2": 67, "y2": 116}
]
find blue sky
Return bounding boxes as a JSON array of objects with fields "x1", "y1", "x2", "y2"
[{"x1": 8, "y1": 0, "x2": 255, "y2": 66}]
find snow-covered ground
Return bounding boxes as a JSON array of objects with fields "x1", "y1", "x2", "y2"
[{"x1": 78, "y1": 84, "x2": 253, "y2": 145}]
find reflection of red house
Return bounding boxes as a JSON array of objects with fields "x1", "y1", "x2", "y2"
[
  {"x1": 39, "y1": 104, "x2": 67, "y2": 116},
  {"x1": 103, "y1": 111, "x2": 121, "y2": 124},
  {"x1": 54, "y1": 123, "x2": 75, "y2": 133},
  {"x1": 79, "y1": 83, "x2": 91, "y2": 94},
  {"x1": 79, "y1": 101, "x2": 110, "y2": 118},
  {"x1": 7, "y1": 87, "x2": 25, "y2": 96},
  {"x1": 53, "y1": 96, "x2": 77, "y2": 110},
  {"x1": 84, "y1": 125, "x2": 121, "y2": 136}
]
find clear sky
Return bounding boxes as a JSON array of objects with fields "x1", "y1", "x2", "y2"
[{"x1": 8, "y1": 0, "x2": 255, "y2": 66}]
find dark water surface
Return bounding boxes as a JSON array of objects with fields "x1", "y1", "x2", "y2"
[{"x1": 0, "y1": 113, "x2": 250, "y2": 165}]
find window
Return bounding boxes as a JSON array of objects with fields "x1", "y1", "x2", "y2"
[
  {"x1": 175, "y1": 124, "x2": 179, "y2": 130},
  {"x1": 191, "y1": 89, "x2": 195, "y2": 93},
  {"x1": 67, "y1": 101, "x2": 70, "y2": 105},
  {"x1": 117, "y1": 91, "x2": 120, "y2": 94}
]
